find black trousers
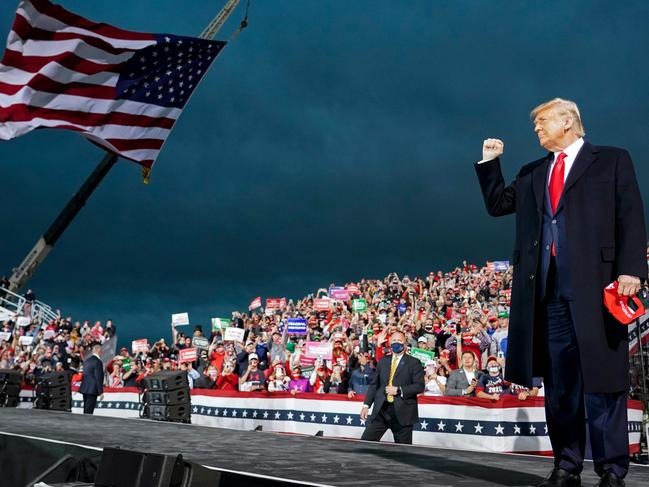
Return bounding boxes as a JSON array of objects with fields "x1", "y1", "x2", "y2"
[
  {"x1": 542, "y1": 259, "x2": 629, "y2": 478},
  {"x1": 360, "y1": 402, "x2": 413, "y2": 444},
  {"x1": 82, "y1": 394, "x2": 97, "y2": 415}
]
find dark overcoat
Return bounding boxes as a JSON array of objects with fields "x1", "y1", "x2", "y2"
[{"x1": 475, "y1": 142, "x2": 646, "y2": 393}]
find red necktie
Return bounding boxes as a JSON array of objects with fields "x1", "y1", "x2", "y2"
[{"x1": 548, "y1": 152, "x2": 566, "y2": 256}]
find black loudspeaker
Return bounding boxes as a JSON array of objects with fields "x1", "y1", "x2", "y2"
[
  {"x1": 0, "y1": 369, "x2": 22, "y2": 384},
  {"x1": 141, "y1": 371, "x2": 189, "y2": 391},
  {"x1": 94, "y1": 447, "x2": 220, "y2": 487},
  {"x1": 35, "y1": 371, "x2": 71, "y2": 412},
  {"x1": 144, "y1": 388, "x2": 189, "y2": 405},
  {"x1": 144, "y1": 404, "x2": 191, "y2": 423},
  {"x1": 0, "y1": 369, "x2": 22, "y2": 407},
  {"x1": 140, "y1": 371, "x2": 191, "y2": 424}
]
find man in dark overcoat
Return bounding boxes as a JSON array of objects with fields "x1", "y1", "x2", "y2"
[{"x1": 475, "y1": 98, "x2": 646, "y2": 487}]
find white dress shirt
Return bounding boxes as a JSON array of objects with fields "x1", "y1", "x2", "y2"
[{"x1": 547, "y1": 137, "x2": 584, "y2": 184}]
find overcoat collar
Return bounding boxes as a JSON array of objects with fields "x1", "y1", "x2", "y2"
[{"x1": 532, "y1": 141, "x2": 599, "y2": 212}]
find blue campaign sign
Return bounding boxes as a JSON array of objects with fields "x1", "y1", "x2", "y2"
[
  {"x1": 493, "y1": 261, "x2": 510, "y2": 272},
  {"x1": 286, "y1": 318, "x2": 308, "y2": 334},
  {"x1": 397, "y1": 303, "x2": 407, "y2": 315}
]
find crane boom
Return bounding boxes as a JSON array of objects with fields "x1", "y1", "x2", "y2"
[{"x1": 200, "y1": 0, "x2": 241, "y2": 40}]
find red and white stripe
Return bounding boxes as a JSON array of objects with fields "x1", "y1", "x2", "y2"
[
  {"x1": 0, "y1": 0, "x2": 179, "y2": 168},
  {"x1": 248, "y1": 297, "x2": 262, "y2": 311}
]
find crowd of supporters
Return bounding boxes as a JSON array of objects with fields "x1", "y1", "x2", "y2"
[{"x1": 1, "y1": 261, "x2": 544, "y2": 400}]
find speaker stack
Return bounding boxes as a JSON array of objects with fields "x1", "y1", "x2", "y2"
[
  {"x1": 34, "y1": 371, "x2": 72, "y2": 411},
  {"x1": 0, "y1": 369, "x2": 21, "y2": 407},
  {"x1": 140, "y1": 371, "x2": 191, "y2": 423}
]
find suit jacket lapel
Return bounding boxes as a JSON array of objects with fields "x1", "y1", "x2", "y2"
[
  {"x1": 533, "y1": 155, "x2": 552, "y2": 212},
  {"x1": 554, "y1": 141, "x2": 598, "y2": 214}
]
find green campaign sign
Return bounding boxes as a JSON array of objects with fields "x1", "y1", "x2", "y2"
[
  {"x1": 352, "y1": 298, "x2": 367, "y2": 312},
  {"x1": 211, "y1": 317, "x2": 231, "y2": 331},
  {"x1": 410, "y1": 347, "x2": 435, "y2": 365}
]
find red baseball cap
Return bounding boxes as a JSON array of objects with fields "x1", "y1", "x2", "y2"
[{"x1": 603, "y1": 281, "x2": 645, "y2": 325}]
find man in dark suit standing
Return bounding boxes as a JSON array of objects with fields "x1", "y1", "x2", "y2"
[
  {"x1": 79, "y1": 343, "x2": 105, "y2": 414},
  {"x1": 475, "y1": 98, "x2": 646, "y2": 487},
  {"x1": 360, "y1": 331, "x2": 425, "y2": 444}
]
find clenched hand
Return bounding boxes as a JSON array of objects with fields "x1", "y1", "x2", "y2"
[{"x1": 483, "y1": 138, "x2": 504, "y2": 161}]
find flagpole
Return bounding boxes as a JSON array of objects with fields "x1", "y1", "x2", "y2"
[{"x1": 6, "y1": 1, "x2": 244, "y2": 293}]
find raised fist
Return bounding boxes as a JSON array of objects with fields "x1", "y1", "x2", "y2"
[{"x1": 482, "y1": 138, "x2": 504, "y2": 161}]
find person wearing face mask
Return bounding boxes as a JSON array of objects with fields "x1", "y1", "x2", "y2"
[
  {"x1": 288, "y1": 365, "x2": 311, "y2": 394},
  {"x1": 359, "y1": 331, "x2": 425, "y2": 444},
  {"x1": 476, "y1": 356, "x2": 512, "y2": 401}
]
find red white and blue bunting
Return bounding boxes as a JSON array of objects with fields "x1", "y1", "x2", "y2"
[{"x1": 18, "y1": 388, "x2": 643, "y2": 455}]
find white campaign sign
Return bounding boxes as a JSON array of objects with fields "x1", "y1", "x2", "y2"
[
  {"x1": 16, "y1": 316, "x2": 31, "y2": 327},
  {"x1": 171, "y1": 312, "x2": 190, "y2": 326},
  {"x1": 0, "y1": 331, "x2": 11, "y2": 342},
  {"x1": 224, "y1": 327, "x2": 245, "y2": 343},
  {"x1": 19, "y1": 335, "x2": 34, "y2": 346}
]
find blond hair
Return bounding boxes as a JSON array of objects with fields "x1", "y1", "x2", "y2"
[{"x1": 531, "y1": 98, "x2": 585, "y2": 137}]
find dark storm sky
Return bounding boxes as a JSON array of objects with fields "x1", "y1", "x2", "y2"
[{"x1": 1, "y1": 0, "x2": 648, "y2": 346}]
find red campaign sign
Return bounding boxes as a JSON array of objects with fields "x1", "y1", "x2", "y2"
[
  {"x1": 179, "y1": 347, "x2": 198, "y2": 363},
  {"x1": 249, "y1": 296, "x2": 262, "y2": 310},
  {"x1": 266, "y1": 298, "x2": 286, "y2": 310},
  {"x1": 346, "y1": 284, "x2": 360, "y2": 295},
  {"x1": 313, "y1": 298, "x2": 331, "y2": 311}
]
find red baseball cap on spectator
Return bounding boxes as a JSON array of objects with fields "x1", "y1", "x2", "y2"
[{"x1": 603, "y1": 281, "x2": 645, "y2": 324}]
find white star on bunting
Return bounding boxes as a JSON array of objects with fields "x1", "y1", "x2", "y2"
[
  {"x1": 495, "y1": 424, "x2": 505, "y2": 435},
  {"x1": 455, "y1": 422, "x2": 464, "y2": 432},
  {"x1": 514, "y1": 425, "x2": 521, "y2": 434},
  {"x1": 437, "y1": 421, "x2": 446, "y2": 431},
  {"x1": 474, "y1": 423, "x2": 483, "y2": 434},
  {"x1": 420, "y1": 420, "x2": 428, "y2": 430}
]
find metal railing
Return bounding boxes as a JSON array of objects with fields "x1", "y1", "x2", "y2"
[{"x1": 0, "y1": 286, "x2": 59, "y2": 325}]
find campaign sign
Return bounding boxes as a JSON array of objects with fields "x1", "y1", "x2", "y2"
[
  {"x1": 131, "y1": 339, "x2": 149, "y2": 353},
  {"x1": 489, "y1": 261, "x2": 510, "y2": 272},
  {"x1": 19, "y1": 335, "x2": 33, "y2": 346},
  {"x1": 329, "y1": 287, "x2": 350, "y2": 301},
  {"x1": 286, "y1": 318, "x2": 307, "y2": 335},
  {"x1": 171, "y1": 312, "x2": 190, "y2": 326},
  {"x1": 313, "y1": 298, "x2": 331, "y2": 311},
  {"x1": 266, "y1": 298, "x2": 286, "y2": 310},
  {"x1": 16, "y1": 316, "x2": 31, "y2": 327},
  {"x1": 0, "y1": 331, "x2": 11, "y2": 342},
  {"x1": 397, "y1": 303, "x2": 407, "y2": 314},
  {"x1": 305, "y1": 341, "x2": 333, "y2": 360},
  {"x1": 211, "y1": 317, "x2": 231, "y2": 331},
  {"x1": 43, "y1": 330, "x2": 56, "y2": 340},
  {"x1": 352, "y1": 298, "x2": 367, "y2": 312},
  {"x1": 224, "y1": 327, "x2": 245, "y2": 343},
  {"x1": 179, "y1": 347, "x2": 197, "y2": 363},
  {"x1": 410, "y1": 347, "x2": 435, "y2": 365},
  {"x1": 192, "y1": 336, "x2": 210, "y2": 349}
]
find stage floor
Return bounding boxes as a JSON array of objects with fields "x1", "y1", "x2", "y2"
[{"x1": 1, "y1": 409, "x2": 647, "y2": 487}]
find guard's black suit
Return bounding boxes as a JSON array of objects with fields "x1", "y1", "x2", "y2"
[
  {"x1": 360, "y1": 353, "x2": 425, "y2": 444},
  {"x1": 79, "y1": 354, "x2": 104, "y2": 414}
]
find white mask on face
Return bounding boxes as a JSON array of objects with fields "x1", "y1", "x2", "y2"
[{"x1": 488, "y1": 366, "x2": 500, "y2": 374}]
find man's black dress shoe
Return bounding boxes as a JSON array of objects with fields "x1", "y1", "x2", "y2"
[
  {"x1": 594, "y1": 471, "x2": 625, "y2": 487},
  {"x1": 535, "y1": 467, "x2": 581, "y2": 487}
]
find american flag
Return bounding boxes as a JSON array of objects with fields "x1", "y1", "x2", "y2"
[{"x1": 0, "y1": 0, "x2": 225, "y2": 168}]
